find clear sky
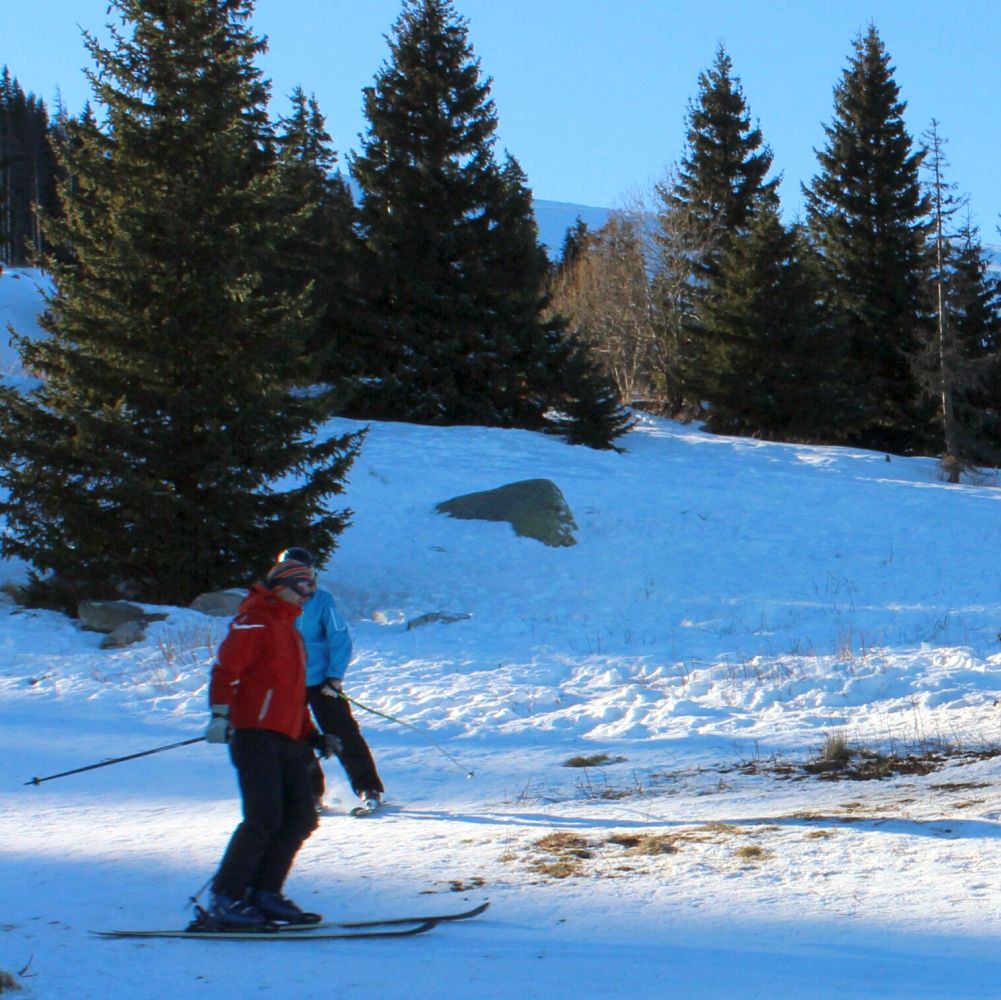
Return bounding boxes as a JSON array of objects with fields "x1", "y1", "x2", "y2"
[{"x1": 4, "y1": 1, "x2": 1001, "y2": 231}]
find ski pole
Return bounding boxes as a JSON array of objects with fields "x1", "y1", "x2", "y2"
[
  {"x1": 339, "y1": 692, "x2": 474, "y2": 779},
  {"x1": 187, "y1": 875, "x2": 213, "y2": 910},
  {"x1": 24, "y1": 736, "x2": 205, "y2": 786}
]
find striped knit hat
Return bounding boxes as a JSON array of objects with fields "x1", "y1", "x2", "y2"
[{"x1": 265, "y1": 559, "x2": 315, "y2": 592}]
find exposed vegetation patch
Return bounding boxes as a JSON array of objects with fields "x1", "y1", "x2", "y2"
[
  {"x1": 929, "y1": 781, "x2": 991, "y2": 792},
  {"x1": 739, "y1": 743, "x2": 1001, "y2": 783},
  {"x1": 805, "y1": 749, "x2": 941, "y2": 780},
  {"x1": 735, "y1": 844, "x2": 772, "y2": 862},
  {"x1": 563, "y1": 752, "x2": 627, "y2": 768},
  {"x1": 513, "y1": 822, "x2": 773, "y2": 881},
  {"x1": 524, "y1": 832, "x2": 594, "y2": 879},
  {"x1": 0, "y1": 969, "x2": 22, "y2": 994},
  {"x1": 448, "y1": 877, "x2": 486, "y2": 892},
  {"x1": 606, "y1": 833, "x2": 678, "y2": 856}
]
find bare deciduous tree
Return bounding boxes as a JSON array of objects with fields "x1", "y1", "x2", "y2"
[{"x1": 548, "y1": 210, "x2": 661, "y2": 408}]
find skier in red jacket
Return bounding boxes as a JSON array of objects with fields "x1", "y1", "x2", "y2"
[{"x1": 203, "y1": 559, "x2": 338, "y2": 930}]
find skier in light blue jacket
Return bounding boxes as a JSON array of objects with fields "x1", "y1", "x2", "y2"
[{"x1": 279, "y1": 547, "x2": 384, "y2": 813}]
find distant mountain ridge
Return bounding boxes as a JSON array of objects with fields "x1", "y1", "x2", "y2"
[{"x1": 532, "y1": 198, "x2": 610, "y2": 257}]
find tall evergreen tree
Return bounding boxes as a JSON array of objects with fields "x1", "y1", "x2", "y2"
[
  {"x1": 657, "y1": 44, "x2": 779, "y2": 411},
  {"x1": 803, "y1": 25, "x2": 932, "y2": 453},
  {"x1": 350, "y1": 0, "x2": 598, "y2": 436},
  {"x1": 941, "y1": 216, "x2": 1001, "y2": 470},
  {"x1": 273, "y1": 86, "x2": 361, "y2": 388},
  {"x1": 699, "y1": 203, "x2": 844, "y2": 440},
  {"x1": 556, "y1": 216, "x2": 589, "y2": 277},
  {"x1": 0, "y1": 0, "x2": 363, "y2": 607},
  {"x1": 0, "y1": 67, "x2": 59, "y2": 265}
]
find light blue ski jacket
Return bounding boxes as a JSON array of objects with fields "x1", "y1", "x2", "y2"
[{"x1": 296, "y1": 588, "x2": 353, "y2": 686}]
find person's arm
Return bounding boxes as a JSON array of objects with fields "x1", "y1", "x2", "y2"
[
  {"x1": 208, "y1": 615, "x2": 265, "y2": 708},
  {"x1": 324, "y1": 594, "x2": 353, "y2": 682}
]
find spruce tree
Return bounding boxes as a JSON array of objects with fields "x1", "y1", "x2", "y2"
[
  {"x1": 556, "y1": 216, "x2": 589, "y2": 277},
  {"x1": 0, "y1": 0, "x2": 363, "y2": 607},
  {"x1": 0, "y1": 68, "x2": 59, "y2": 265},
  {"x1": 351, "y1": 0, "x2": 590, "y2": 435},
  {"x1": 658, "y1": 44, "x2": 779, "y2": 412},
  {"x1": 547, "y1": 334, "x2": 637, "y2": 451},
  {"x1": 699, "y1": 203, "x2": 844, "y2": 441},
  {"x1": 942, "y1": 216, "x2": 1001, "y2": 470},
  {"x1": 273, "y1": 86, "x2": 361, "y2": 389},
  {"x1": 803, "y1": 25, "x2": 932, "y2": 452}
]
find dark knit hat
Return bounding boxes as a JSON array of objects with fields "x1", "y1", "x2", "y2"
[
  {"x1": 277, "y1": 546, "x2": 316, "y2": 568},
  {"x1": 265, "y1": 560, "x2": 316, "y2": 592}
]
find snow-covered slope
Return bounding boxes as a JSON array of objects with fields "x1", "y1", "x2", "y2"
[
  {"x1": 0, "y1": 268, "x2": 50, "y2": 374},
  {"x1": 4, "y1": 274, "x2": 1001, "y2": 998}
]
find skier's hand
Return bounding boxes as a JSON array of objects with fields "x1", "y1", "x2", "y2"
[
  {"x1": 320, "y1": 678, "x2": 343, "y2": 698},
  {"x1": 205, "y1": 705, "x2": 231, "y2": 744},
  {"x1": 311, "y1": 732, "x2": 342, "y2": 759}
]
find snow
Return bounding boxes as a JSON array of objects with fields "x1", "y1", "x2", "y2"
[
  {"x1": 0, "y1": 268, "x2": 49, "y2": 375},
  {"x1": 5, "y1": 285, "x2": 1001, "y2": 997}
]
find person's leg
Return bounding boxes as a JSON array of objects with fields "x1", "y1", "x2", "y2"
[
  {"x1": 212, "y1": 729, "x2": 285, "y2": 899},
  {"x1": 250, "y1": 738, "x2": 319, "y2": 894},
  {"x1": 308, "y1": 686, "x2": 384, "y2": 795},
  {"x1": 307, "y1": 753, "x2": 325, "y2": 803}
]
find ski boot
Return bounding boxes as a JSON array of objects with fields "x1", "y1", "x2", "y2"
[
  {"x1": 249, "y1": 889, "x2": 322, "y2": 925},
  {"x1": 203, "y1": 893, "x2": 275, "y2": 932}
]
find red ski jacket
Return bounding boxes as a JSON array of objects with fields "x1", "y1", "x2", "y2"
[{"x1": 209, "y1": 584, "x2": 314, "y2": 741}]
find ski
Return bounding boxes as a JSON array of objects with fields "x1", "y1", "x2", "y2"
[
  {"x1": 94, "y1": 920, "x2": 437, "y2": 941},
  {"x1": 350, "y1": 795, "x2": 387, "y2": 817},
  {"x1": 316, "y1": 899, "x2": 489, "y2": 930},
  {"x1": 94, "y1": 901, "x2": 489, "y2": 940}
]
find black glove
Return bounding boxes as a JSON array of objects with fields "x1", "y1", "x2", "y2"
[{"x1": 310, "y1": 732, "x2": 342, "y2": 759}]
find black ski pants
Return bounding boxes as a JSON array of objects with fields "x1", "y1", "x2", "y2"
[
  {"x1": 213, "y1": 728, "x2": 318, "y2": 899},
  {"x1": 307, "y1": 685, "x2": 384, "y2": 798}
]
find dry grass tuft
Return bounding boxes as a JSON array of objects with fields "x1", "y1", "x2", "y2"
[
  {"x1": 735, "y1": 844, "x2": 772, "y2": 862},
  {"x1": 0, "y1": 969, "x2": 22, "y2": 994},
  {"x1": 534, "y1": 832, "x2": 592, "y2": 857},
  {"x1": 625, "y1": 835, "x2": 677, "y2": 856},
  {"x1": 525, "y1": 832, "x2": 593, "y2": 879}
]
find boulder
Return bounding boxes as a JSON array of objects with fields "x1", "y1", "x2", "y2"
[
  {"x1": 406, "y1": 611, "x2": 472, "y2": 631},
  {"x1": 190, "y1": 589, "x2": 245, "y2": 617},
  {"x1": 77, "y1": 599, "x2": 167, "y2": 634},
  {"x1": 435, "y1": 478, "x2": 578, "y2": 547},
  {"x1": 100, "y1": 620, "x2": 147, "y2": 649}
]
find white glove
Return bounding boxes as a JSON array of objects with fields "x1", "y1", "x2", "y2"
[
  {"x1": 320, "y1": 678, "x2": 343, "y2": 698},
  {"x1": 205, "y1": 704, "x2": 231, "y2": 744}
]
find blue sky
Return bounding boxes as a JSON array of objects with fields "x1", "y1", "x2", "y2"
[{"x1": 5, "y1": 1, "x2": 1001, "y2": 232}]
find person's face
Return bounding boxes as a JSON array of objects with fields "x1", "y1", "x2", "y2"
[{"x1": 276, "y1": 577, "x2": 316, "y2": 607}]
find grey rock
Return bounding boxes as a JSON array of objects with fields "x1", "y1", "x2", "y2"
[
  {"x1": 190, "y1": 590, "x2": 245, "y2": 617},
  {"x1": 435, "y1": 478, "x2": 578, "y2": 547},
  {"x1": 406, "y1": 611, "x2": 473, "y2": 631},
  {"x1": 77, "y1": 599, "x2": 168, "y2": 633},
  {"x1": 100, "y1": 620, "x2": 147, "y2": 649}
]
